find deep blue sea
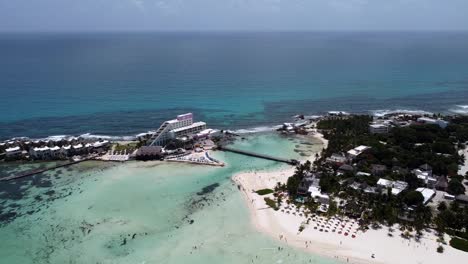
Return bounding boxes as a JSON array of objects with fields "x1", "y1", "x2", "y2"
[{"x1": 1, "y1": 32, "x2": 468, "y2": 139}]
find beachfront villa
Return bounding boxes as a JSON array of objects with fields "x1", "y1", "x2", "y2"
[
  {"x1": 30, "y1": 146, "x2": 52, "y2": 160},
  {"x1": 28, "y1": 140, "x2": 110, "y2": 160},
  {"x1": 308, "y1": 185, "x2": 330, "y2": 205},
  {"x1": 5, "y1": 146, "x2": 22, "y2": 159},
  {"x1": 148, "y1": 113, "x2": 208, "y2": 146}
]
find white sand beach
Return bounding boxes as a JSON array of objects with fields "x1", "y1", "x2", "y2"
[{"x1": 233, "y1": 132, "x2": 468, "y2": 264}]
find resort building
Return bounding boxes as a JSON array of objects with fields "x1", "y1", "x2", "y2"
[
  {"x1": 169, "y1": 122, "x2": 207, "y2": 138},
  {"x1": 416, "y1": 187, "x2": 436, "y2": 205},
  {"x1": 49, "y1": 146, "x2": 61, "y2": 159},
  {"x1": 308, "y1": 185, "x2": 330, "y2": 205},
  {"x1": 326, "y1": 153, "x2": 348, "y2": 165},
  {"x1": 346, "y1": 145, "x2": 371, "y2": 159},
  {"x1": 30, "y1": 146, "x2": 51, "y2": 160},
  {"x1": 377, "y1": 178, "x2": 408, "y2": 195},
  {"x1": 73, "y1": 144, "x2": 84, "y2": 155},
  {"x1": 369, "y1": 123, "x2": 390, "y2": 134},
  {"x1": 413, "y1": 168, "x2": 437, "y2": 188},
  {"x1": 195, "y1": 129, "x2": 220, "y2": 139},
  {"x1": 416, "y1": 117, "x2": 448, "y2": 129},
  {"x1": 61, "y1": 145, "x2": 71, "y2": 158},
  {"x1": 5, "y1": 146, "x2": 22, "y2": 159},
  {"x1": 92, "y1": 140, "x2": 110, "y2": 152},
  {"x1": 149, "y1": 113, "x2": 208, "y2": 146},
  {"x1": 135, "y1": 146, "x2": 163, "y2": 160}
]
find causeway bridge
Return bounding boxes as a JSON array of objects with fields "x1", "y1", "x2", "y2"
[
  {"x1": 217, "y1": 146, "x2": 299, "y2": 165},
  {"x1": 0, "y1": 157, "x2": 93, "y2": 182}
]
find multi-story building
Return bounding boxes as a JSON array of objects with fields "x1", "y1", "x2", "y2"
[
  {"x1": 369, "y1": 123, "x2": 390, "y2": 134},
  {"x1": 149, "y1": 113, "x2": 208, "y2": 146},
  {"x1": 169, "y1": 122, "x2": 207, "y2": 138}
]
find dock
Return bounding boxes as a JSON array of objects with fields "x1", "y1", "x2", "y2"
[
  {"x1": 217, "y1": 146, "x2": 299, "y2": 165},
  {"x1": 0, "y1": 157, "x2": 93, "y2": 182}
]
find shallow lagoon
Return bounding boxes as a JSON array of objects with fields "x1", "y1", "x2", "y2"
[{"x1": 0, "y1": 133, "x2": 338, "y2": 264}]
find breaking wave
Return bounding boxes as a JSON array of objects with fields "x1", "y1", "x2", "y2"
[
  {"x1": 449, "y1": 105, "x2": 468, "y2": 115},
  {"x1": 370, "y1": 109, "x2": 433, "y2": 117},
  {"x1": 231, "y1": 125, "x2": 281, "y2": 134}
]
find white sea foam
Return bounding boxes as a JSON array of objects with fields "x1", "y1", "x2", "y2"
[
  {"x1": 449, "y1": 105, "x2": 468, "y2": 115},
  {"x1": 79, "y1": 133, "x2": 136, "y2": 141},
  {"x1": 370, "y1": 109, "x2": 433, "y2": 117},
  {"x1": 45, "y1": 135, "x2": 71, "y2": 141},
  {"x1": 232, "y1": 125, "x2": 281, "y2": 134}
]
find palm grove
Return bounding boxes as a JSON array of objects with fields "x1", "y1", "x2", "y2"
[{"x1": 279, "y1": 115, "x2": 468, "y2": 251}]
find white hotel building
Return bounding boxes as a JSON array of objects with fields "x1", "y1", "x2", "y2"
[{"x1": 149, "y1": 113, "x2": 207, "y2": 146}]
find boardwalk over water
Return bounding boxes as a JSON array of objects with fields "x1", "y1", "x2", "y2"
[
  {"x1": 218, "y1": 146, "x2": 299, "y2": 165},
  {"x1": 0, "y1": 157, "x2": 93, "y2": 182}
]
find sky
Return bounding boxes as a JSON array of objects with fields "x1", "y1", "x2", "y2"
[{"x1": 1, "y1": 0, "x2": 468, "y2": 32}]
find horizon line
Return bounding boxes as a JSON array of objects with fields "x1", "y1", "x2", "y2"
[{"x1": 1, "y1": 29, "x2": 468, "y2": 34}]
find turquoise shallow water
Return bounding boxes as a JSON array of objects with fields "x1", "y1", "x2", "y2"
[{"x1": 0, "y1": 133, "x2": 338, "y2": 264}]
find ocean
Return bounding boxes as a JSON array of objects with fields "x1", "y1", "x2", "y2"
[{"x1": 1, "y1": 32, "x2": 468, "y2": 139}]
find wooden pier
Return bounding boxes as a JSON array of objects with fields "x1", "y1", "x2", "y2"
[
  {"x1": 0, "y1": 157, "x2": 93, "y2": 182},
  {"x1": 217, "y1": 146, "x2": 299, "y2": 165}
]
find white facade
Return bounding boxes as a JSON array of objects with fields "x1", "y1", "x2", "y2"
[
  {"x1": 347, "y1": 145, "x2": 371, "y2": 159},
  {"x1": 195, "y1": 128, "x2": 220, "y2": 139},
  {"x1": 170, "y1": 122, "x2": 207, "y2": 138},
  {"x1": 30, "y1": 146, "x2": 51, "y2": 159},
  {"x1": 60, "y1": 145, "x2": 71, "y2": 157},
  {"x1": 417, "y1": 117, "x2": 448, "y2": 129},
  {"x1": 416, "y1": 187, "x2": 436, "y2": 205},
  {"x1": 5, "y1": 146, "x2": 22, "y2": 158},
  {"x1": 413, "y1": 169, "x2": 437, "y2": 186},
  {"x1": 149, "y1": 113, "x2": 211, "y2": 146},
  {"x1": 308, "y1": 185, "x2": 330, "y2": 204},
  {"x1": 326, "y1": 153, "x2": 348, "y2": 164},
  {"x1": 49, "y1": 146, "x2": 61, "y2": 158},
  {"x1": 377, "y1": 178, "x2": 408, "y2": 195},
  {"x1": 369, "y1": 123, "x2": 390, "y2": 134}
]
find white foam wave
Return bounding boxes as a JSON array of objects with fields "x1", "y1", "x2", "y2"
[
  {"x1": 449, "y1": 105, "x2": 468, "y2": 115},
  {"x1": 231, "y1": 125, "x2": 281, "y2": 134},
  {"x1": 79, "y1": 133, "x2": 136, "y2": 141},
  {"x1": 45, "y1": 135, "x2": 71, "y2": 141},
  {"x1": 370, "y1": 109, "x2": 433, "y2": 117}
]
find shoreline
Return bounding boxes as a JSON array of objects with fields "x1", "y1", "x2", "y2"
[{"x1": 232, "y1": 131, "x2": 468, "y2": 264}]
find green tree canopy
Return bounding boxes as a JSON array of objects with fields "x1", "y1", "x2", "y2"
[
  {"x1": 404, "y1": 191, "x2": 424, "y2": 207},
  {"x1": 448, "y1": 179, "x2": 466, "y2": 196}
]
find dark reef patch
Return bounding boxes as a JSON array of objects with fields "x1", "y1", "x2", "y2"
[{"x1": 196, "y1": 183, "x2": 220, "y2": 196}]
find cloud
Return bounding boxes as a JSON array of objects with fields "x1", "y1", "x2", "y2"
[
  {"x1": 130, "y1": 0, "x2": 146, "y2": 12},
  {"x1": 1, "y1": 0, "x2": 468, "y2": 31}
]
